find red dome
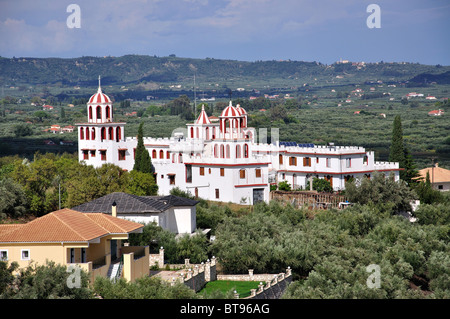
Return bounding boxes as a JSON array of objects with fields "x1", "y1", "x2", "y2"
[
  {"x1": 220, "y1": 101, "x2": 239, "y2": 117},
  {"x1": 236, "y1": 104, "x2": 247, "y2": 115},
  {"x1": 89, "y1": 89, "x2": 112, "y2": 104}
]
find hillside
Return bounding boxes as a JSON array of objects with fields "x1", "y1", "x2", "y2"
[{"x1": 1, "y1": 55, "x2": 449, "y2": 89}]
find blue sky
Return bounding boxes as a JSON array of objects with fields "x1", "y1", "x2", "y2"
[{"x1": 0, "y1": 0, "x2": 449, "y2": 65}]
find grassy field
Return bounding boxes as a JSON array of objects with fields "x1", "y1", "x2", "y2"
[{"x1": 199, "y1": 280, "x2": 263, "y2": 298}]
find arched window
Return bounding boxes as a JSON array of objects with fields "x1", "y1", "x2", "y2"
[
  {"x1": 205, "y1": 127, "x2": 209, "y2": 140},
  {"x1": 91, "y1": 128, "x2": 96, "y2": 140},
  {"x1": 196, "y1": 127, "x2": 199, "y2": 139},
  {"x1": 152, "y1": 150, "x2": 157, "y2": 159},
  {"x1": 96, "y1": 106, "x2": 102, "y2": 121},
  {"x1": 108, "y1": 127, "x2": 114, "y2": 140},
  {"x1": 85, "y1": 127, "x2": 90, "y2": 140},
  {"x1": 236, "y1": 145, "x2": 241, "y2": 158},
  {"x1": 166, "y1": 151, "x2": 170, "y2": 159},
  {"x1": 116, "y1": 126, "x2": 121, "y2": 142},
  {"x1": 244, "y1": 144, "x2": 249, "y2": 158},
  {"x1": 226, "y1": 145, "x2": 230, "y2": 158},
  {"x1": 220, "y1": 145, "x2": 225, "y2": 158},
  {"x1": 212, "y1": 127, "x2": 216, "y2": 140},
  {"x1": 179, "y1": 153, "x2": 183, "y2": 163},
  {"x1": 89, "y1": 106, "x2": 93, "y2": 120},
  {"x1": 214, "y1": 144, "x2": 218, "y2": 158},
  {"x1": 101, "y1": 127, "x2": 106, "y2": 141},
  {"x1": 106, "y1": 106, "x2": 111, "y2": 121},
  {"x1": 80, "y1": 127, "x2": 84, "y2": 140}
]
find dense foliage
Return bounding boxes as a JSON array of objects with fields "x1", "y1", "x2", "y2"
[
  {"x1": 0, "y1": 261, "x2": 93, "y2": 299},
  {"x1": 93, "y1": 276, "x2": 197, "y2": 299},
  {"x1": 0, "y1": 153, "x2": 157, "y2": 216}
]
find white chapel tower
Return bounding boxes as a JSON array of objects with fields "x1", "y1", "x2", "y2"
[{"x1": 76, "y1": 77, "x2": 132, "y2": 169}]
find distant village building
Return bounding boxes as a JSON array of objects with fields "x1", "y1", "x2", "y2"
[
  {"x1": 428, "y1": 109, "x2": 444, "y2": 116},
  {"x1": 415, "y1": 163, "x2": 450, "y2": 192},
  {"x1": 76, "y1": 79, "x2": 401, "y2": 205}
]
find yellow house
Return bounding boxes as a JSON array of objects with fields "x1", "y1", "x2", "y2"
[{"x1": 0, "y1": 208, "x2": 149, "y2": 283}]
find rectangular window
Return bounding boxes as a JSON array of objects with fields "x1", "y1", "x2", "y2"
[
  {"x1": 326, "y1": 158, "x2": 331, "y2": 168},
  {"x1": 215, "y1": 189, "x2": 220, "y2": 199},
  {"x1": 186, "y1": 165, "x2": 192, "y2": 183},
  {"x1": 316, "y1": 157, "x2": 319, "y2": 163},
  {"x1": 346, "y1": 158, "x2": 351, "y2": 168},
  {"x1": 240, "y1": 169, "x2": 246, "y2": 179},
  {"x1": 289, "y1": 157, "x2": 297, "y2": 166},
  {"x1": 118, "y1": 150, "x2": 126, "y2": 161},
  {"x1": 199, "y1": 167, "x2": 205, "y2": 176},
  {"x1": 90, "y1": 150, "x2": 96, "y2": 157},
  {"x1": 220, "y1": 168, "x2": 225, "y2": 177},
  {"x1": 0, "y1": 250, "x2": 7, "y2": 261},
  {"x1": 169, "y1": 175, "x2": 176, "y2": 185},
  {"x1": 255, "y1": 168, "x2": 262, "y2": 178},
  {"x1": 303, "y1": 157, "x2": 311, "y2": 167},
  {"x1": 81, "y1": 248, "x2": 86, "y2": 263},
  {"x1": 100, "y1": 150, "x2": 107, "y2": 161},
  {"x1": 83, "y1": 150, "x2": 89, "y2": 160},
  {"x1": 21, "y1": 249, "x2": 30, "y2": 260},
  {"x1": 279, "y1": 154, "x2": 283, "y2": 165}
]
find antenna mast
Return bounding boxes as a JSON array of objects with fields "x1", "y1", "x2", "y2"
[{"x1": 193, "y1": 73, "x2": 197, "y2": 115}]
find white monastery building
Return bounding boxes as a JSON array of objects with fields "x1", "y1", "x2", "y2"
[{"x1": 77, "y1": 80, "x2": 401, "y2": 205}]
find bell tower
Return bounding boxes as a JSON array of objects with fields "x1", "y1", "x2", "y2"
[{"x1": 76, "y1": 76, "x2": 129, "y2": 169}]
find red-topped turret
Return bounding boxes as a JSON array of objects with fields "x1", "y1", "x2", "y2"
[
  {"x1": 87, "y1": 76, "x2": 113, "y2": 123},
  {"x1": 196, "y1": 105, "x2": 211, "y2": 125}
]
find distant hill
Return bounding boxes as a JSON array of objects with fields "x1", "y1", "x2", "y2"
[
  {"x1": 0, "y1": 55, "x2": 449, "y2": 88},
  {"x1": 409, "y1": 70, "x2": 450, "y2": 85}
]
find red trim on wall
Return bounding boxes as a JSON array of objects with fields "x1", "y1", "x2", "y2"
[
  {"x1": 277, "y1": 168, "x2": 403, "y2": 175},
  {"x1": 184, "y1": 162, "x2": 270, "y2": 167},
  {"x1": 235, "y1": 183, "x2": 268, "y2": 188}
]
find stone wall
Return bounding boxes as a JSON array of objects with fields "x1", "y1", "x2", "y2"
[
  {"x1": 170, "y1": 257, "x2": 217, "y2": 292},
  {"x1": 270, "y1": 190, "x2": 347, "y2": 209},
  {"x1": 217, "y1": 268, "x2": 292, "y2": 299},
  {"x1": 149, "y1": 247, "x2": 164, "y2": 269}
]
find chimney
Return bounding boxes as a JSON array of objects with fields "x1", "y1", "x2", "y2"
[{"x1": 112, "y1": 201, "x2": 117, "y2": 218}]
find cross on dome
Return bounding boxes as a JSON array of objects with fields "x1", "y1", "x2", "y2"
[{"x1": 88, "y1": 75, "x2": 112, "y2": 104}]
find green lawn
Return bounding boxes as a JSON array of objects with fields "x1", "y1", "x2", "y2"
[{"x1": 199, "y1": 280, "x2": 263, "y2": 298}]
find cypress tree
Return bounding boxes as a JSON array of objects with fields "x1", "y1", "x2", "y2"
[
  {"x1": 133, "y1": 122, "x2": 154, "y2": 174},
  {"x1": 389, "y1": 115, "x2": 405, "y2": 165},
  {"x1": 389, "y1": 115, "x2": 417, "y2": 183}
]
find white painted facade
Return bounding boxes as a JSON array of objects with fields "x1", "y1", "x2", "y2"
[
  {"x1": 77, "y1": 83, "x2": 400, "y2": 205},
  {"x1": 118, "y1": 206, "x2": 196, "y2": 234}
]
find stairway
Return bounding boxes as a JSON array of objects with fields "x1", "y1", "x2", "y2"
[{"x1": 107, "y1": 262, "x2": 122, "y2": 282}]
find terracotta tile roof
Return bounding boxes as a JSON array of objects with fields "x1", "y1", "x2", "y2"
[
  {"x1": 416, "y1": 165, "x2": 450, "y2": 183},
  {"x1": 0, "y1": 209, "x2": 143, "y2": 243},
  {"x1": 0, "y1": 224, "x2": 22, "y2": 236}
]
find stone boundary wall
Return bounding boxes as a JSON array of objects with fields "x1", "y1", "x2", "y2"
[
  {"x1": 271, "y1": 190, "x2": 347, "y2": 209},
  {"x1": 217, "y1": 269, "x2": 279, "y2": 282},
  {"x1": 244, "y1": 268, "x2": 292, "y2": 299},
  {"x1": 170, "y1": 257, "x2": 217, "y2": 293},
  {"x1": 150, "y1": 249, "x2": 290, "y2": 298},
  {"x1": 149, "y1": 248, "x2": 164, "y2": 269},
  {"x1": 217, "y1": 268, "x2": 292, "y2": 299}
]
